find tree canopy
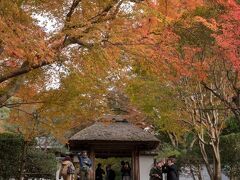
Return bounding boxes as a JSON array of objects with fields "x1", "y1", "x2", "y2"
[{"x1": 0, "y1": 1, "x2": 240, "y2": 179}]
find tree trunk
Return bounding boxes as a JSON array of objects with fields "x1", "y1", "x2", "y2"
[
  {"x1": 197, "y1": 164, "x2": 203, "y2": 180},
  {"x1": 18, "y1": 141, "x2": 28, "y2": 180},
  {"x1": 229, "y1": 167, "x2": 238, "y2": 180},
  {"x1": 189, "y1": 165, "x2": 197, "y2": 180},
  {"x1": 212, "y1": 140, "x2": 222, "y2": 180},
  {"x1": 198, "y1": 140, "x2": 214, "y2": 180},
  {"x1": 230, "y1": 171, "x2": 234, "y2": 180},
  {"x1": 230, "y1": 175, "x2": 237, "y2": 180},
  {"x1": 213, "y1": 158, "x2": 222, "y2": 180},
  {"x1": 167, "y1": 132, "x2": 178, "y2": 148}
]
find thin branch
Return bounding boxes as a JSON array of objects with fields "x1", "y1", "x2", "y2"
[
  {"x1": 11, "y1": 107, "x2": 33, "y2": 116},
  {"x1": 66, "y1": 0, "x2": 82, "y2": 22},
  {"x1": 67, "y1": 0, "x2": 121, "y2": 30},
  {"x1": 0, "y1": 61, "x2": 50, "y2": 84},
  {"x1": 197, "y1": 132, "x2": 208, "y2": 145},
  {"x1": 0, "y1": 78, "x2": 24, "y2": 105},
  {"x1": 87, "y1": 1, "x2": 116, "y2": 22},
  {"x1": 201, "y1": 81, "x2": 233, "y2": 110},
  {"x1": 0, "y1": 101, "x2": 45, "y2": 108},
  {"x1": 0, "y1": 46, "x2": 3, "y2": 55},
  {"x1": 64, "y1": 36, "x2": 94, "y2": 48},
  {"x1": 11, "y1": 107, "x2": 54, "y2": 128}
]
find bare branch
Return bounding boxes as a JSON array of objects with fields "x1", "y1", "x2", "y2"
[
  {"x1": 0, "y1": 61, "x2": 50, "y2": 84},
  {"x1": 11, "y1": 107, "x2": 54, "y2": 128},
  {"x1": 0, "y1": 78, "x2": 24, "y2": 105},
  {"x1": 201, "y1": 82, "x2": 231, "y2": 108},
  {"x1": 64, "y1": 36, "x2": 94, "y2": 48},
  {"x1": 197, "y1": 132, "x2": 208, "y2": 145},
  {"x1": 66, "y1": 0, "x2": 82, "y2": 22},
  {"x1": 0, "y1": 46, "x2": 3, "y2": 55},
  {"x1": 0, "y1": 101, "x2": 45, "y2": 108}
]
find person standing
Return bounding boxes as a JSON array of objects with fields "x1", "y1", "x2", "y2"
[
  {"x1": 120, "y1": 161, "x2": 125, "y2": 180},
  {"x1": 149, "y1": 160, "x2": 164, "y2": 180},
  {"x1": 162, "y1": 158, "x2": 179, "y2": 180},
  {"x1": 121, "y1": 161, "x2": 131, "y2": 180},
  {"x1": 78, "y1": 151, "x2": 92, "y2": 180},
  {"x1": 106, "y1": 164, "x2": 116, "y2": 180},
  {"x1": 59, "y1": 156, "x2": 75, "y2": 180},
  {"x1": 96, "y1": 163, "x2": 105, "y2": 180}
]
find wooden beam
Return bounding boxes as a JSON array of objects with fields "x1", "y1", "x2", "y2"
[
  {"x1": 132, "y1": 149, "x2": 140, "y2": 180},
  {"x1": 89, "y1": 149, "x2": 95, "y2": 180},
  {"x1": 69, "y1": 140, "x2": 159, "y2": 151},
  {"x1": 131, "y1": 152, "x2": 134, "y2": 180}
]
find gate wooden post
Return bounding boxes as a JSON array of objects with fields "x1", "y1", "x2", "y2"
[
  {"x1": 132, "y1": 148, "x2": 140, "y2": 180},
  {"x1": 89, "y1": 149, "x2": 95, "y2": 180}
]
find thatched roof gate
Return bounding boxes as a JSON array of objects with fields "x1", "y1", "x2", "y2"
[{"x1": 68, "y1": 117, "x2": 160, "y2": 180}]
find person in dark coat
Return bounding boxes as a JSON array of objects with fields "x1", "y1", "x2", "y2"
[
  {"x1": 106, "y1": 164, "x2": 116, "y2": 180},
  {"x1": 96, "y1": 163, "x2": 105, "y2": 180},
  {"x1": 120, "y1": 161, "x2": 125, "y2": 180},
  {"x1": 162, "y1": 158, "x2": 179, "y2": 180},
  {"x1": 121, "y1": 161, "x2": 131, "y2": 180},
  {"x1": 149, "y1": 160, "x2": 164, "y2": 180}
]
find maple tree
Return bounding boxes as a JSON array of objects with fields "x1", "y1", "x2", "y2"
[
  {"x1": 0, "y1": 1, "x2": 158, "y2": 178},
  {"x1": 124, "y1": 1, "x2": 239, "y2": 180},
  {"x1": 200, "y1": 0, "x2": 240, "y2": 122},
  {"x1": 214, "y1": 0, "x2": 240, "y2": 70},
  {"x1": 0, "y1": 0, "x2": 204, "y2": 135},
  {"x1": 179, "y1": 79, "x2": 228, "y2": 180},
  {"x1": 0, "y1": 0, "x2": 211, "y2": 115},
  {"x1": 126, "y1": 76, "x2": 188, "y2": 147},
  {"x1": 0, "y1": 0, "x2": 148, "y2": 139},
  {"x1": 0, "y1": 0, "x2": 141, "y2": 107},
  {"x1": 0, "y1": 1, "x2": 239, "y2": 179}
]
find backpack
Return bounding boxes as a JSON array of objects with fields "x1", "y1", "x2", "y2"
[
  {"x1": 67, "y1": 165, "x2": 75, "y2": 174},
  {"x1": 79, "y1": 157, "x2": 90, "y2": 172},
  {"x1": 61, "y1": 163, "x2": 75, "y2": 176},
  {"x1": 81, "y1": 166, "x2": 89, "y2": 173}
]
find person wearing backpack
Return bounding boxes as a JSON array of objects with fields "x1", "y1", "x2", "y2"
[
  {"x1": 59, "y1": 156, "x2": 75, "y2": 180},
  {"x1": 78, "y1": 151, "x2": 92, "y2": 180}
]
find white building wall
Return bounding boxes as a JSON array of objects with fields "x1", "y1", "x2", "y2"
[
  {"x1": 139, "y1": 155, "x2": 154, "y2": 180},
  {"x1": 139, "y1": 156, "x2": 229, "y2": 180},
  {"x1": 179, "y1": 166, "x2": 229, "y2": 180}
]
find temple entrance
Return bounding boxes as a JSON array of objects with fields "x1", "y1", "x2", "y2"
[
  {"x1": 95, "y1": 157, "x2": 131, "y2": 180},
  {"x1": 68, "y1": 116, "x2": 160, "y2": 180},
  {"x1": 86, "y1": 146, "x2": 141, "y2": 180}
]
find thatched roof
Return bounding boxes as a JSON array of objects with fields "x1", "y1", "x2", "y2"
[
  {"x1": 70, "y1": 121, "x2": 159, "y2": 142},
  {"x1": 69, "y1": 121, "x2": 159, "y2": 154}
]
